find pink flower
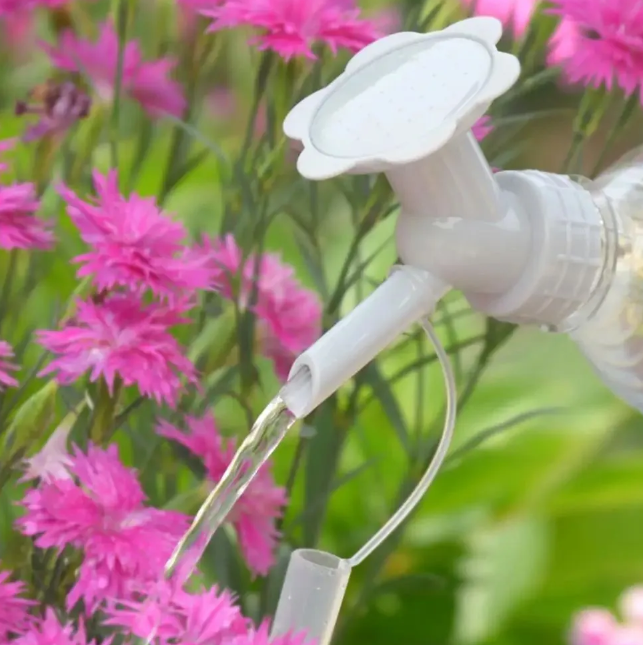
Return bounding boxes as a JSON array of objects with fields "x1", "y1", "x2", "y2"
[
  {"x1": 0, "y1": 564, "x2": 33, "y2": 641},
  {"x1": 0, "y1": 340, "x2": 18, "y2": 389},
  {"x1": 201, "y1": 235, "x2": 321, "y2": 380},
  {"x1": 202, "y1": 0, "x2": 382, "y2": 60},
  {"x1": 0, "y1": 183, "x2": 55, "y2": 250},
  {"x1": 16, "y1": 81, "x2": 91, "y2": 142},
  {"x1": 548, "y1": 18, "x2": 579, "y2": 68},
  {"x1": 611, "y1": 626, "x2": 643, "y2": 645},
  {"x1": 548, "y1": 0, "x2": 643, "y2": 101},
  {"x1": 460, "y1": 0, "x2": 537, "y2": 38},
  {"x1": 570, "y1": 609, "x2": 618, "y2": 645},
  {"x1": 1, "y1": 12, "x2": 33, "y2": 64},
  {"x1": 106, "y1": 575, "x2": 246, "y2": 645},
  {"x1": 2, "y1": 0, "x2": 93, "y2": 9},
  {"x1": 157, "y1": 413, "x2": 287, "y2": 576},
  {"x1": 17, "y1": 443, "x2": 190, "y2": 611},
  {"x1": 58, "y1": 170, "x2": 210, "y2": 298},
  {"x1": 0, "y1": 138, "x2": 15, "y2": 173},
  {"x1": 0, "y1": 0, "x2": 30, "y2": 15},
  {"x1": 13, "y1": 608, "x2": 97, "y2": 645},
  {"x1": 42, "y1": 22, "x2": 185, "y2": 117},
  {"x1": 37, "y1": 293, "x2": 197, "y2": 407},
  {"x1": 230, "y1": 621, "x2": 310, "y2": 645},
  {"x1": 472, "y1": 116, "x2": 493, "y2": 142}
]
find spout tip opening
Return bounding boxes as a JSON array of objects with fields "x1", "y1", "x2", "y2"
[
  {"x1": 295, "y1": 549, "x2": 350, "y2": 572},
  {"x1": 280, "y1": 364, "x2": 313, "y2": 419}
]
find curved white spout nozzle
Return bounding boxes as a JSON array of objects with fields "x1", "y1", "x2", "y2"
[{"x1": 281, "y1": 266, "x2": 447, "y2": 418}]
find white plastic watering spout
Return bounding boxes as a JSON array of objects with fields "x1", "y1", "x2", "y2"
[{"x1": 280, "y1": 16, "x2": 640, "y2": 419}]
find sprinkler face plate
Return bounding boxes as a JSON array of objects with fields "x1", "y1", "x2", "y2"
[{"x1": 284, "y1": 17, "x2": 520, "y2": 180}]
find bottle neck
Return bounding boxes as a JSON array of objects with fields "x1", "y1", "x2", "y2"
[
  {"x1": 465, "y1": 170, "x2": 606, "y2": 331},
  {"x1": 558, "y1": 188, "x2": 618, "y2": 333},
  {"x1": 391, "y1": 132, "x2": 533, "y2": 295}
]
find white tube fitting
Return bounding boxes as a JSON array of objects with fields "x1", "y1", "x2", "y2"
[
  {"x1": 392, "y1": 132, "x2": 531, "y2": 294},
  {"x1": 467, "y1": 170, "x2": 604, "y2": 329},
  {"x1": 271, "y1": 550, "x2": 351, "y2": 645},
  {"x1": 281, "y1": 266, "x2": 448, "y2": 418}
]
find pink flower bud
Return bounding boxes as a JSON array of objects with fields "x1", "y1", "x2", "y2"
[
  {"x1": 612, "y1": 626, "x2": 643, "y2": 645},
  {"x1": 571, "y1": 609, "x2": 618, "y2": 645}
]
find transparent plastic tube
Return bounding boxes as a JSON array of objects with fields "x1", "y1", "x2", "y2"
[
  {"x1": 272, "y1": 318, "x2": 456, "y2": 642},
  {"x1": 271, "y1": 550, "x2": 352, "y2": 645},
  {"x1": 348, "y1": 317, "x2": 457, "y2": 566}
]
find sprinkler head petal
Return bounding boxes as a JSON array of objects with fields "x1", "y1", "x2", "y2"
[
  {"x1": 284, "y1": 18, "x2": 521, "y2": 181},
  {"x1": 345, "y1": 31, "x2": 427, "y2": 74},
  {"x1": 296, "y1": 147, "x2": 355, "y2": 180},
  {"x1": 479, "y1": 52, "x2": 522, "y2": 104},
  {"x1": 283, "y1": 88, "x2": 328, "y2": 141},
  {"x1": 443, "y1": 15, "x2": 503, "y2": 43}
]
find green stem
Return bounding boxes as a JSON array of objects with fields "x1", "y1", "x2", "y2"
[
  {"x1": 239, "y1": 53, "x2": 274, "y2": 166},
  {"x1": 158, "y1": 31, "x2": 217, "y2": 203},
  {"x1": 89, "y1": 378, "x2": 122, "y2": 445},
  {"x1": 0, "y1": 250, "x2": 18, "y2": 332},
  {"x1": 590, "y1": 94, "x2": 639, "y2": 177},
  {"x1": 71, "y1": 105, "x2": 107, "y2": 185},
  {"x1": 203, "y1": 327, "x2": 238, "y2": 374},
  {"x1": 561, "y1": 132, "x2": 584, "y2": 175},
  {"x1": 33, "y1": 137, "x2": 58, "y2": 195},
  {"x1": 109, "y1": 0, "x2": 130, "y2": 169}
]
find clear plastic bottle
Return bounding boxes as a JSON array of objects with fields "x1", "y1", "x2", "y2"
[{"x1": 568, "y1": 147, "x2": 643, "y2": 411}]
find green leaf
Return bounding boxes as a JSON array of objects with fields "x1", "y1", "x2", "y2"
[
  {"x1": 200, "y1": 525, "x2": 247, "y2": 597},
  {"x1": 546, "y1": 453, "x2": 643, "y2": 515},
  {"x1": 161, "y1": 114, "x2": 228, "y2": 167},
  {"x1": 447, "y1": 407, "x2": 563, "y2": 464},
  {"x1": 2, "y1": 381, "x2": 58, "y2": 456},
  {"x1": 302, "y1": 398, "x2": 343, "y2": 546},
  {"x1": 259, "y1": 543, "x2": 293, "y2": 619},
  {"x1": 34, "y1": 399, "x2": 85, "y2": 455},
  {"x1": 109, "y1": 0, "x2": 129, "y2": 168},
  {"x1": 289, "y1": 456, "x2": 382, "y2": 531},
  {"x1": 360, "y1": 363, "x2": 411, "y2": 455},
  {"x1": 188, "y1": 316, "x2": 227, "y2": 364},
  {"x1": 293, "y1": 232, "x2": 328, "y2": 300},
  {"x1": 498, "y1": 67, "x2": 560, "y2": 104},
  {"x1": 454, "y1": 516, "x2": 550, "y2": 644},
  {"x1": 590, "y1": 92, "x2": 641, "y2": 176},
  {"x1": 126, "y1": 118, "x2": 154, "y2": 192},
  {"x1": 170, "y1": 148, "x2": 212, "y2": 190},
  {"x1": 491, "y1": 109, "x2": 572, "y2": 128},
  {"x1": 60, "y1": 275, "x2": 94, "y2": 323},
  {"x1": 373, "y1": 572, "x2": 444, "y2": 596}
]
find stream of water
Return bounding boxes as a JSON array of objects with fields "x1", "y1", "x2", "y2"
[{"x1": 140, "y1": 395, "x2": 296, "y2": 643}]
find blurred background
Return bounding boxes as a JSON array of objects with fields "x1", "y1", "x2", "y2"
[{"x1": 2, "y1": 1, "x2": 643, "y2": 645}]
